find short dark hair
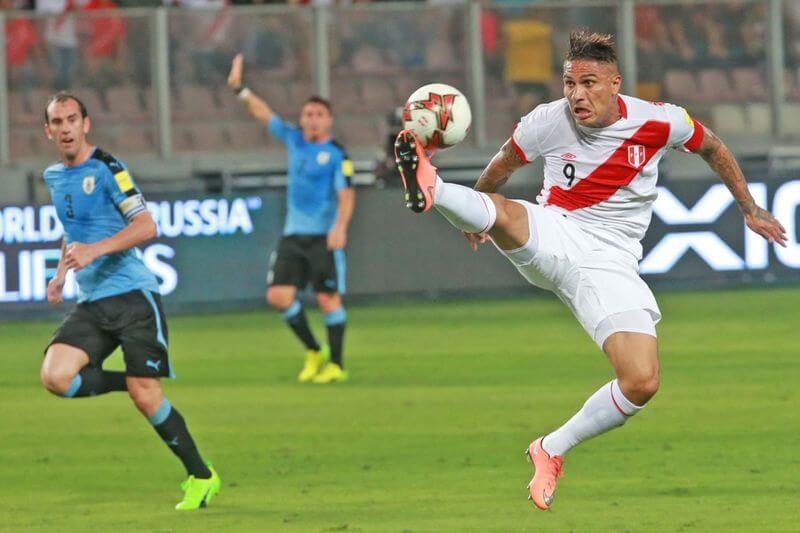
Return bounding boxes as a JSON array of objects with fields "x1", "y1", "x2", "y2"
[
  {"x1": 44, "y1": 92, "x2": 88, "y2": 123},
  {"x1": 566, "y1": 30, "x2": 617, "y2": 64},
  {"x1": 303, "y1": 95, "x2": 332, "y2": 113}
]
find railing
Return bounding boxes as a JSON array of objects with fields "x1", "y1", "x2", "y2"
[{"x1": 1, "y1": 0, "x2": 796, "y2": 166}]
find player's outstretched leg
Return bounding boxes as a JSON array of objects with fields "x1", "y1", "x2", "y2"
[
  {"x1": 528, "y1": 329, "x2": 658, "y2": 510},
  {"x1": 394, "y1": 130, "x2": 529, "y2": 250},
  {"x1": 128, "y1": 377, "x2": 220, "y2": 510},
  {"x1": 41, "y1": 344, "x2": 127, "y2": 398}
]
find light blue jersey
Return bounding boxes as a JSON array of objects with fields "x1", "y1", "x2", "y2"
[
  {"x1": 268, "y1": 115, "x2": 353, "y2": 236},
  {"x1": 43, "y1": 147, "x2": 159, "y2": 302}
]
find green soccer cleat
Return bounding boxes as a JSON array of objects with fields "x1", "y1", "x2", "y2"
[{"x1": 175, "y1": 462, "x2": 221, "y2": 510}]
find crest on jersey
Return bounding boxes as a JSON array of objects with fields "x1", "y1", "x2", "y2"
[
  {"x1": 82, "y1": 176, "x2": 95, "y2": 195},
  {"x1": 628, "y1": 145, "x2": 646, "y2": 168},
  {"x1": 317, "y1": 151, "x2": 330, "y2": 165}
]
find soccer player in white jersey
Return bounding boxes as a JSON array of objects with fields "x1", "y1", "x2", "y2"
[{"x1": 393, "y1": 31, "x2": 787, "y2": 510}]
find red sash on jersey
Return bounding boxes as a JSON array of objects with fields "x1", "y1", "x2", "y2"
[{"x1": 547, "y1": 120, "x2": 670, "y2": 211}]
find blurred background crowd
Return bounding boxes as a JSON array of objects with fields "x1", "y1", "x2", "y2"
[{"x1": 3, "y1": 0, "x2": 800, "y2": 189}]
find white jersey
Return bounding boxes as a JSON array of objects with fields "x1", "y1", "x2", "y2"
[{"x1": 511, "y1": 94, "x2": 704, "y2": 259}]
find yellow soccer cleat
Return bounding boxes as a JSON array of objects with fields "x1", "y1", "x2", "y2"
[
  {"x1": 298, "y1": 345, "x2": 329, "y2": 383},
  {"x1": 311, "y1": 362, "x2": 348, "y2": 384},
  {"x1": 175, "y1": 462, "x2": 221, "y2": 511}
]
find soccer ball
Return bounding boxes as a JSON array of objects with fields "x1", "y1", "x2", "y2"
[{"x1": 403, "y1": 83, "x2": 471, "y2": 150}]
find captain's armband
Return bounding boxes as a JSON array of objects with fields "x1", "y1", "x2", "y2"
[{"x1": 118, "y1": 194, "x2": 147, "y2": 221}]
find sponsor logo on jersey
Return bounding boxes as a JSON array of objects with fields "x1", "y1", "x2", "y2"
[
  {"x1": 317, "y1": 151, "x2": 330, "y2": 165},
  {"x1": 560, "y1": 153, "x2": 576, "y2": 160},
  {"x1": 82, "y1": 176, "x2": 95, "y2": 195},
  {"x1": 628, "y1": 145, "x2": 646, "y2": 168}
]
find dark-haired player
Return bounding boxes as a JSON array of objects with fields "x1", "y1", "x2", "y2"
[
  {"x1": 40, "y1": 92, "x2": 220, "y2": 510},
  {"x1": 228, "y1": 54, "x2": 355, "y2": 384},
  {"x1": 393, "y1": 31, "x2": 786, "y2": 509}
]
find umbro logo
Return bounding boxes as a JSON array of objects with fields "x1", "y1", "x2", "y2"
[{"x1": 560, "y1": 153, "x2": 576, "y2": 160}]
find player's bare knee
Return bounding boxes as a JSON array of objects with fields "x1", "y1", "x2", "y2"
[
  {"x1": 127, "y1": 379, "x2": 162, "y2": 416},
  {"x1": 317, "y1": 293, "x2": 341, "y2": 313},
  {"x1": 40, "y1": 365, "x2": 73, "y2": 395},
  {"x1": 266, "y1": 288, "x2": 289, "y2": 310},
  {"x1": 621, "y1": 369, "x2": 660, "y2": 403}
]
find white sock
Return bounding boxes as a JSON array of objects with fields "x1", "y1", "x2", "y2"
[
  {"x1": 542, "y1": 379, "x2": 644, "y2": 457},
  {"x1": 433, "y1": 176, "x2": 497, "y2": 234}
]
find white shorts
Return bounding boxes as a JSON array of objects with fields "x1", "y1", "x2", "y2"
[{"x1": 495, "y1": 201, "x2": 661, "y2": 348}]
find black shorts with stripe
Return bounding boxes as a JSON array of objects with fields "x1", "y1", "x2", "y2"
[
  {"x1": 268, "y1": 235, "x2": 346, "y2": 294},
  {"x1": 46, "y1": 290, "x2": 172, "y2": 378}
]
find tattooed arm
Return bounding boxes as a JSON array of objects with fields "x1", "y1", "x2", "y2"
[
  {"x1": 696, "y1": 125, "x2": 787, "y2": 246},
  {"x1": 463, "y1": 138, "x2": 528, "y2": 250},
  {"x1": 474, "y1": 138, "x2": 528, "y2": 193}
]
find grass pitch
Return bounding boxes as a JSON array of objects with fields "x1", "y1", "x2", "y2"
[{"x1": 1, "y1": 287, "x2": 798, "y2": 532}]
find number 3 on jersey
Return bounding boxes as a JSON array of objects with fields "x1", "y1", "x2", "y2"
[{"x1": 563, "y1": 163, "x2": 576, "y2": 187}]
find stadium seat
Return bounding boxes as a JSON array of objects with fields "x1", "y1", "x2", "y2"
[
  {"x1": 745, "y1": 103, "x2": 771, "y2": 135},
  {"x1": 251, "y1": 82, "x2": 290, "y2": 115},
  {"x1": 486, "y1": 108, "x2": 517, "y2": 144},
  {"x1": 781, "y1": 103, "x2": 800, "y2": 134},
  {"x1": 191, "y1": 126, "x2": 227, "y2": 152},
  {"x1": 29, "y1": 131, "x2": 51, "y2": 158},
  {"x1": 107, "y1": 86, "x2": 150, "y2": 123},
  {"x1": 784, "y1": 69, "x2": 800, "y2": 102},
  {"x1": 118, "y1": 129, "x2": 156, "y2": 154},
  {"x1": 27, "y1": 88, "x2": 51, "y2": 114},
  {"x1": 172, "y1": 127, "x2": 195, "y2": 152},
  {"x1": 91, "y1": 130, "x2": 118, "y2": 152},
  {"x1": 227, "y1": 122, "x2": 269, "y2": 150},
  {"x1": 699, "y1": 69, "x2": 739, "y2": 103},
  {"x1": 78, "y1": 89, "x2": 117, "y2": 124},
  {"x1": 175, "y1": 85, "x2": 218, "y2": 121},
  {"x1": 710, "y1": 104, "x2": 747, "y2": 135},
  {"x1": 9, "y1": 93, "x2": 36, "y2": 126},
  {"x1": 335, "y1": 116, "x2": 379, "y2": 147},
  {"x1": 332, "y1": 78, "x2": 362, "y2": 113},
  {"x1": 394, "y1": 77, "x2": 423, "y2": 104},
  {"x1": 732, "y1": 68, "x2": 768, "y2": 102},
  {"x1": 9, "y1": 131, "x2": 35, "y2": 159},
  {"x1": 214, "y1": 87, "x2": 239, "y2": 118},
  {"x1": 288, "y1": 79, "x2": 314, "y2": 111},
  {"x1": 664, "y1": 70, "x2": 701, "y2": 102},
  {"x1": 360, "y1": 78, "x2": 395, "y2": 113}
]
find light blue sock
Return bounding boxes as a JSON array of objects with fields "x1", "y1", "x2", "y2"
[{"x1": 62, "y1": 374, "x2": 82, "y2": 398}]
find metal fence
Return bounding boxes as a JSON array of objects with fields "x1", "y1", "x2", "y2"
[{"x1": 1, "y1": 0, "x2": 797, "y2": 165}]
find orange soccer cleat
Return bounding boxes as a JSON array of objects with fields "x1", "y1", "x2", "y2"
[
  {"x1": 525, "y1": 437, "x2": 564, "y2": 511},
  {"x1": 394, "y1": 129, "x2": 438, "y2": 213}
]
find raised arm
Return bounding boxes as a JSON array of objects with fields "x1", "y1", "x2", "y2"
[
  {"x1": 227, "y1": 53, "x2": 275, "y2": 125},
  {"x1": 695, "y1": 125, "x2": 787, "y2": 246},
  {"x1": 474, "y1": 138, "x2": 528, "y2": 193}
]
